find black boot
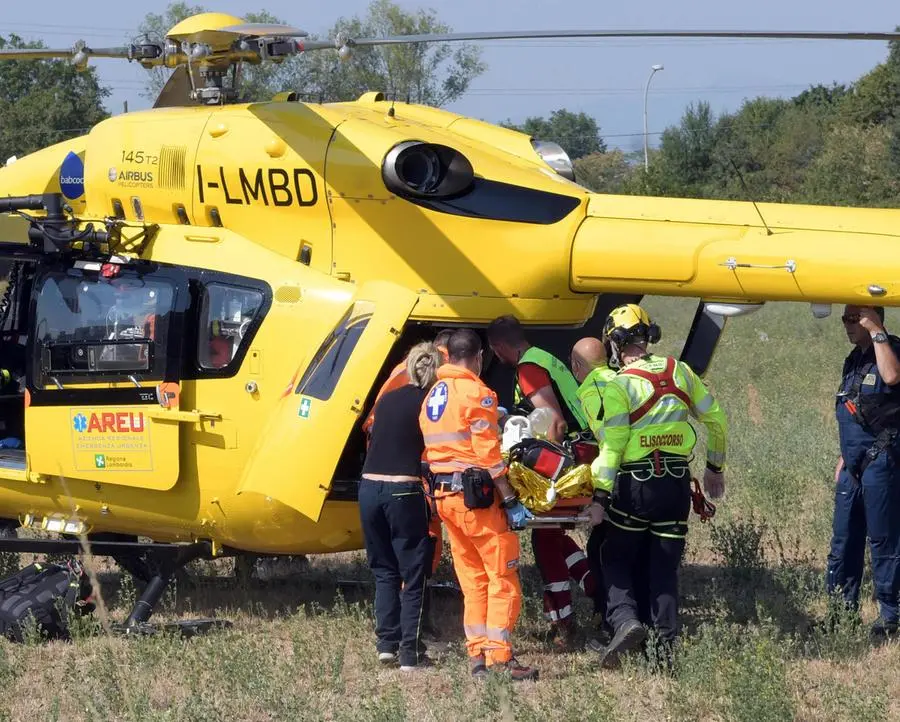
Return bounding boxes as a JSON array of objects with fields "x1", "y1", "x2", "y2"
[{"x1": 870, "y1": 618, "x2": 899, "y2": 644}]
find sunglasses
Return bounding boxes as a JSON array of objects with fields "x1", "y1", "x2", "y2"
[{"x1": 841, "y1": 314, "x2": 861, "y2": 324}]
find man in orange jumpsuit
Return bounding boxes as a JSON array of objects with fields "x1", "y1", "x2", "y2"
[
  {"x1": 420, "y1": 328, "x2": 538, "y2": 681},
  {"x1": 364, "y1": 328, "x2": 453, "y2": 636}
]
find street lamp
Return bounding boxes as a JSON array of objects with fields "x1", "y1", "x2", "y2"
[{"x1": 643, "y1": 63, "x2": 664, "y2": 170}]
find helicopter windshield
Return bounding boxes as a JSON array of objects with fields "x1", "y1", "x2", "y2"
[{"x1": 33, "y1": 271, "x2": 175, "y2": 385}]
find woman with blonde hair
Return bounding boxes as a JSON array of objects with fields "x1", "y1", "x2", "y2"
[{"x1": 359, "y1": 341, "x2": 441, "y2": 672}]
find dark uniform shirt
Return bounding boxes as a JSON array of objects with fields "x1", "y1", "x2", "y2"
[
  {"x1": 362, "y1": 385, "x2": 428, "y2": 478},
  {"x1": 836, "y1": 335, "x2": 900, "y2": 477}
]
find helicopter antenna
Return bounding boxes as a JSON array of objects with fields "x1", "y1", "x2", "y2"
[
  {"x1": 388, "y1": 95, "x2": 396, "y2": 117},
  {"x1": 728, "y1": 158, "x2": 773, "y2": 236}
]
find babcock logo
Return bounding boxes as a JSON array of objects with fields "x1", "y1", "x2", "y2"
[{"x1": 59, "y1": 151, "x2": 85, "y2": 200}]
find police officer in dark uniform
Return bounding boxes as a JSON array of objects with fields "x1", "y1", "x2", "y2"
[{"x1": 828, "y1": 305, "x2": 900, "y2": 640}]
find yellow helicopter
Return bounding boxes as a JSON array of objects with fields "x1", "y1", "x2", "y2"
[{"x1": 0, "y1": 11, "x2": 897, "y2": 629}]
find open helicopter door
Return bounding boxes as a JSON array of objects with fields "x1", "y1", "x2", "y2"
[
  {"x1": 238, "y1": 280, "x2": 418, "y2": 521},
  {"x1": 24, "y1": 261, "x2": 186, "y2": 489}
]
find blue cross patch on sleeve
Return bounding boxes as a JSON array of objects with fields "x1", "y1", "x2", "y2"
[{"x1": 426, "y1": 382, "x2": 449, "y2": 421}]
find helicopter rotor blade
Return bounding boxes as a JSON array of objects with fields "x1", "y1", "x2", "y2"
[
  {"x1": 298, "y1": 28, "x2": 900, "y2": 53},
  {"x1": 0, "y1": 43, "x2": 164, "y2": 70}
]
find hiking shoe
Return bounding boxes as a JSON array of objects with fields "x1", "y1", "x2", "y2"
[
  {"x1": 599, "y1": 619, "x2": 647, "y2": 669},
  {"x1": 470, "y1": 654, "x2": 488, "y2": 678},
  {"x1": 487, "y1": 657, "x2": 539, "y2": 682},
  {"x1": 378, "y1": 651, "x2": 398, "y2": 665}
]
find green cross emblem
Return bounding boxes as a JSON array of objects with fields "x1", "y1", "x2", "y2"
[{"x1": 299, "y1": 398, "x2": 311, "y2": 418}]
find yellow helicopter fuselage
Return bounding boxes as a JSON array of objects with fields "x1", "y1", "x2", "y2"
[{"x1": 0, "y1": 94, "x2": 898, "y2": 556}]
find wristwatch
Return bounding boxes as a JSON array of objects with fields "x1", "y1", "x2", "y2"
[
  {"x1": 872, "y1": 331, "x2": 889, "y2": 344},
  {"x1": 500, "y1": 495, "x2": 519, "y2": 509}
]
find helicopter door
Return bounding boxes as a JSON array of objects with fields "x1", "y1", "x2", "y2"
[
  {"x1": 24, "y1": 263, "x2": 185, "y2": 489},
  {"x1": 238, "y1": 280, "x2": 418, "y2": 521}
]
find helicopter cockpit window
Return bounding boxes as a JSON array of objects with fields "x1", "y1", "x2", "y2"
[
  {"x1": 296, "y1": 302, "x2": 374, "y2": 401},
  {"x1": 198, "y1": 284, "x2": 264, "y2": 370},
  {"x1": 33, "y1": 272, "x2": 175, "y2": 386}
]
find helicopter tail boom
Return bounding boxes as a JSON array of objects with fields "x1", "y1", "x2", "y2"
[{"x1": 570, "y1": 193, "x2": 900, "y2": 306}]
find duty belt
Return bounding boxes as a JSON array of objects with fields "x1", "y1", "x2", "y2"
[
  {"x1": 432, "y1": 472, "x2": 464, "y2": 492},
  {"x1": 850, "y1": 428, "x2": 898, "y2": 482},
  {"x1": 619, "y1": 450, "x2": 691, "y2": 482}
]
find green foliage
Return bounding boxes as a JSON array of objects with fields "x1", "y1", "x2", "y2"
[
  {"x1": 572, "y1": 149, "x2": 631, "y2": 192},
  {"x1": 0, "y1": 35, "x2": 109, "y2": 160},
  {"x1": 803, "y1": 123, "x2": 900, "y2": 205},
  {"x1": 502, "y1": 108, "x2": 607, "y2": 159}
]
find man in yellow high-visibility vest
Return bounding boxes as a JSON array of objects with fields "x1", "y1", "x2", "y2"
[{"x1": 590, "y1": 304, "x2": 727, "y2": 669}]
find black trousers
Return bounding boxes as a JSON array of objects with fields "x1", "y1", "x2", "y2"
[
  {"x1": 588, "y1": 522, "x2": 652, "y2": 625},
  {"x1": 358, "y1": 479, "x2": 431, "y2": 666},
  {"x1": 600, "y1": 469, "x2": 691, "y2": 643}
]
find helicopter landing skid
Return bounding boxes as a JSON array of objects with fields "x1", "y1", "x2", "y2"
[{"x1": 112, "y1": 618, "x2": 233, "y2": 639}]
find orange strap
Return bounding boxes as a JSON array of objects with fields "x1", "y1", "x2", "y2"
[{"x1": 620, "y1": 357, "x2": 692, "y2": 425}]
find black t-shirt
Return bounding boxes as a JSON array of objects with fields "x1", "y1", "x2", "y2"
[{"x1": 362, "y1": 384, "x2": 428, "y2": 478}]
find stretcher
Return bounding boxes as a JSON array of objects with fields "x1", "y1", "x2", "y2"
[
  {"x1": 524, "y1": 496, "x2": 593, "y2": 528},
  {"x1": 506, "y1": 459, "x2": 595, "y2": 529}
]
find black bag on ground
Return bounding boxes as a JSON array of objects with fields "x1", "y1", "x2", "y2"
[{"x1": 0, "y1": 560, "x2": 94, "y2": 642}]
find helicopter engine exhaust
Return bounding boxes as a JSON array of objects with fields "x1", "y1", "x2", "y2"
[{"x1": 381, "y1": 141, "x2": 474, "y2": 199}]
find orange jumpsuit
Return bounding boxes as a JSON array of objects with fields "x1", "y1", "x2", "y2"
[
  {"x1": 419, "y1": 363, "x2": 521, "y2": 666},
  {"x1": 364, "y1": 346, "x2": 448, "y2": 575}
]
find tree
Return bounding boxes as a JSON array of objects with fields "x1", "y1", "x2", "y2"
[
  {"x1": 802, "y1": 123, "x2": 899, "y2": 206},
  {"x1": 137, "y1": 1, "x2": 486, "y2": 106},
  {"x1": 0, "y1": 35, "x2": 109, "y2": 160},
  {"x1": 572, "y1": 150, "x2": 634, "y2": 193},
  {"x1": 792, "y1": 83, "x2": 850, "y2": 110},
  {"x1": 502, "y1": 109, "x2": 606, "y2": 160},
  {"x1": 290, "y1": 0, "x2": 485, "y2": 105},
  {"x1": 642, "y1": 101, "x2": 717, "y2": 197}
]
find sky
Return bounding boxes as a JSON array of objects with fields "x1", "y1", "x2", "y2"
[{"x1": 1, "y1": 0, "x2": 897, "y2": 151}]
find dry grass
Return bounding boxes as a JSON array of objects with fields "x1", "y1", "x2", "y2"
[{"x1": 0, "y1": 298, "x2": 896, "y2": 721}]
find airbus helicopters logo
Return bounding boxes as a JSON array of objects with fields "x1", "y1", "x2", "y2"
[
  {"x1": 110, "y1": 167, "x2": 154, "y2": 188},
  {"x1": 58, "y1": 151, "x2": 84, "y2": 200}
]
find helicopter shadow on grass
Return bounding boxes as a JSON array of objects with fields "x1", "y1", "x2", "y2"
[{"x1": 94, "y1": 553, "x2": 466, "y2": 627}]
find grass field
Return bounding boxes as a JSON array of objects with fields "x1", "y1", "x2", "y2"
[{"x1": 1, "y1": 297, "x2": 899, "y2": 721}]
